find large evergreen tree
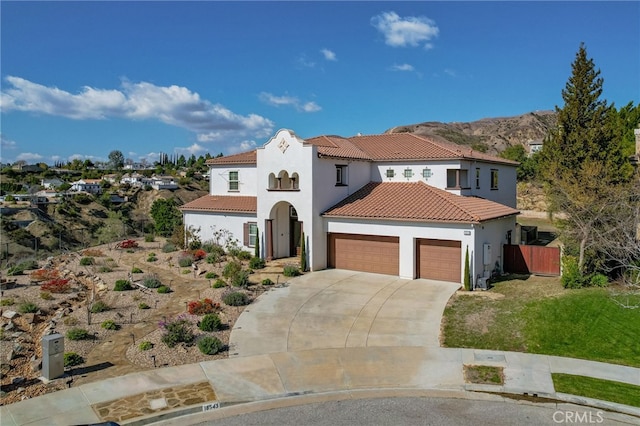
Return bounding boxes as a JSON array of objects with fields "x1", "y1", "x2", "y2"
[
  {"x1": 540, "y1": 44, "x2": 633, "y2": 273},
  {"x1": 150, "y1": 198, "x2": 183, "y2": 237}
]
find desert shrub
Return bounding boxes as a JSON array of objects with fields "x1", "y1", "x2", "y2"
[
  {"x1": 139, "y1": 341, "x2": 153, "y2": 351},
  {"x1": 66, "y1": 328, "x2": 91, "y2": 340},
  {"x1": 237, "y1": 250, "x2": 252, "y2": 261},
  {"x1": 0, "y1": 298, "x2": 14, "y2": 306},
  {"x1": 7, "y1": 260, "x2": 37, "y2": 276},
  {"x1": 73, "y1": 193, "x2": 93, "y2": 204},
  {"x1": 213, "y1": 279, "x2": 226, "y2": 288},
  {"x1": 181, "y1": 269, "x2": 191, "y2": 274},
  {"x1": 162, "y1": 243, "x2": 177, "y2": 253},
  {"x1": 98, "y1": 266, "x2": 113, "y2": 273},
  {"x1": 231, "y1": 269, "x2": 250, "y2": 288},
  {"x1": 249, "y1": 257, "x2": 265, "y2": 270},
  {"x1": 202, "y1": 241, "x2": 224, "y2": 254},
  {"x1": 142, "y1": 275, "x2": 162, "y2": 288},
  {"x1": 561, "y1": 255, "x2": 586, "y2": 289},
  {"x1": 222, "y1": 261, "x2": 242, "y2": 279},
  {"x1": 18, "y1": 301, "x2": 38, "y2": 313},
  {"x1": 90, "y1": 300, "x2": 110, "y2": 313},
  {"x1": 79, "y1": 257, "x2": 94, "y2": 266},
  {"x1": 30, "y1": 269, "x2": 59, "y2": 282},
  {"x1": 41, "y1": 278, "x2": 71, "y2": 294},
  {"x1": 138, "y1": 302, "x2": 150, "y2": 310},
  {"x1": 114, "y1": 279, "x2": 133, "y2": 291},
  {"x1": 589, "y1": 273, "x2": 609, "y2": 287},
  {"x1": 144, "y1": 234, "x2": 155, "y2": 242},
  {"x1": 147, "y1": 253, "x2": 158, "y2": 262},
  {"x1": 188, "y1": 298, "x2": 220, "y2": 315},
  {"x1": 82, "y1": 249, "x2": 104, "y2": 257},
  {"x1": 157, "y1": 285, "x2": 171, "y2": 294},
  {"x1": 160, "y1": 318, "x2": 194, "y2": 348},
  {"x1": 206, "y1": 252, "x2": 220, "y2": 264},
  {"x1": 64, "y1": 352, "x2": 84, "y2": 367},
  {"x1": 261, "y1": 278, "x2": 274, "y2": 286},
  {"x1": 178, "y1": 254, "x2": 194, "y2": 267},
  {"x1": 40, "y1": 291, "x2": 53, "y2": 300},
  {"x1": 192, "y1": 249, "x2": 207, "y2": 261},
  {"x1": 197, "y1": 336, "x2": 224, "y2": 355},
  {"x1": 222, "y1": 291, "x2": 249, "y2": 306},
  {"x1": 205, "y1": 271, "x2": 217, "y2": 279},
  {"x1": 63, "y1": 316, "x2": 79, "y2": 326},
  {"x1": 101, "y1": 320, "x2": 119, "y2": 330},
  {"x1": 131, "y1": 267, "x2": 143, "y2": 274},
  {"x1": 283, "y1": 265, "x2": 300, "y2": 277},
  {"x1": 199, "y1": 313, "x2": 222, "y2": 332}
]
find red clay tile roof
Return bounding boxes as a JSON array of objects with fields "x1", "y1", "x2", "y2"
[
  {"x1": 179, "y1": 195, "x2": 257, "y2": 214},
  {"x1": 206, "y1": 150, "x2": 257, "y2": 165},
  {"x1": 307, "y1": 133, "x2": 517, "y2": 165},
  {"x1": 323, "y1": 182, "x2": 519, "y2": 223}
]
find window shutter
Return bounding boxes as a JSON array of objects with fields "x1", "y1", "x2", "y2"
[{"x1": 243, "y1": 222, "x2": 249, "y2": 246}]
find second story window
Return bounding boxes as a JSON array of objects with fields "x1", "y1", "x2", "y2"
[
  {"x1": 422, "y1": 168, "x2": 432, "y2": 179},
  {"x1": 475, "y1": 168, "x2": 481, "y2": 189},
  {"x1": 403, "y1": 168, "x2": 413, "y2": 179},
  {"x1": 386, "y1": 168, "x2": 395, "y2": 179},
  {"x1": 336, "y1": 165, "x2": 347, "y2": 186},
  {"x1": 491, "y1": 169, "x2": 499, "y2": 190},
  {"x1": 446, "y1": 169, "x2": 469, "y2": 189},
  {"x1": 228, "y1": 171, "x2": 239, "y2": 191}
]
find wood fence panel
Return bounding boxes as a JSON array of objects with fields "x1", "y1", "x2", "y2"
[{"x1": 504, "y1": 245, "x2": 560, "y2": 276}]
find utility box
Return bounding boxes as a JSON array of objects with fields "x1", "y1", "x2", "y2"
[
  {"x1": 483, "y1": 243, "x2": 492, "y2": 266},
  {"x1": 42, "y1": 333, "x2": 64, "y2": 380}
]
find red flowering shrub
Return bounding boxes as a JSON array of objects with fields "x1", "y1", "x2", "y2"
[
  {"x1": 187, "y1": 298, "x2": 220, "y2": 315},
  {"x1": 41, "y1": 278, "x2": 71, "y2": 294},
  {"x1": 192, "y1": 249, "x2": 207, "y2": 261},
  {"x1": 30, "y1": 269, "x2": 59, "y2": 282},
  {"x1": 116, "y1": 239, "x2": 139, "y2": 249}
]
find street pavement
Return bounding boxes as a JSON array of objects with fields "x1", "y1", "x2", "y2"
[{"x1": 1, "y1": 270, "x2": 638, "y2": 426}]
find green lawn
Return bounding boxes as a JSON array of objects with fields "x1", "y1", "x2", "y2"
[
  {"x1": 442, "y1": 276, "x2": 640, "y2": 367},
  {"x1": 552, "y1": 374, "x2": 640, "y2": 407}
]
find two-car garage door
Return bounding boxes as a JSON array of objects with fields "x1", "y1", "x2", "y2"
[{"x1": 328, "y1": 233, "x2": 462, "y2": 283}]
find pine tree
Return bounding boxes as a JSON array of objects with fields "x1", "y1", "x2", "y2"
[
  {"x1": 464, "y1": 246, "x2": 471, "y2": 291},
  {"x1": 254, "y1": 229, "x2": 260, "y2": 258},
  {"x1": 540, "y1": 43, "x2": 633, "y2": 273},
  {"x1": 299, "y1": 232, "x2": 307, "y2": 272}
]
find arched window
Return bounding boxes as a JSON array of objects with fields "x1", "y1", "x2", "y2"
[
  {"x1": 291, "y1": 172, "x2": 299, "y2": 189},
  {"x1": 268, "y1": 173, "x2": 277, "y2": 189},
  {"x1": 278, "y1": 171, "x2": 291, "y2": 189}
]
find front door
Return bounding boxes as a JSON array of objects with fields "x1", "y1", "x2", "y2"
[{"x1": 290, "y1": 219, "x2": 301, "y2": 256}]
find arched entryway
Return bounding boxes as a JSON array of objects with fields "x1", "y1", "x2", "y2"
[{"x1": 265, "y1": 201, "x2": 302, "y2": 260}]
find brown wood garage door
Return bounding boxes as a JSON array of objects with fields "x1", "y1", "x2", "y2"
[
  {"x1": 416, "y1": 239, "x2": 462, "y2": 283},
  {"x1": 328, "y1": 233, "x2": 399, "y2": 275}
]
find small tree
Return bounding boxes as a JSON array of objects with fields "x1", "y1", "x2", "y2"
[
  {"x1": 300, "y1": 232, "x2": 307, "y2": 272},
  {"x1": 464, "y1": 246, "x2": 471, "y2": 291},
  {"x1": 254, "y1": 229, "x2": 260, "y2": 258}
]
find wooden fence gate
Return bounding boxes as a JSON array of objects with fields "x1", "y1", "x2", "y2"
[{"x1": 503, "y1": 244, "x2": 561, "y2": 276}]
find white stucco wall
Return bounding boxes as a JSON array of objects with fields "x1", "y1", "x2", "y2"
[
  {"x1": 209, "y1": 164, "x2": 257, "y2": 196},
  {"x1": 183, "y1": 211, "x2": 257, "y2": 251},
  {"x1": 472, "y1": 216, "x2": 517, "y2": 284}
]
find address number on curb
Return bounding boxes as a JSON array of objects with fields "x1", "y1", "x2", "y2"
[{"x1": 202, "y1": 402, "x2": 220, "y2": 412}]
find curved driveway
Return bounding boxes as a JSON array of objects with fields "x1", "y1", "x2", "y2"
[{"x1": 230, "y1": 270, "x2": 461, "y2": 357}]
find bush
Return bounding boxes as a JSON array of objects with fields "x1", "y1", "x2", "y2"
[
  {"x1": 199, "y1": 313, "x2": 222, "y2": 332},
  {"x1": 147, "y1": 253, "x2": 158, "y2": 262},
  {"x1": 90, "y1": 301, "x2": 110, "y2": 313},
  {"x1": 197, "y1": 336, "x2": 224, "y2": 355},
  {"x1": 162, "y1": 243, "x2": 177, "y2": 253},
  {"x1": 30, "y1": 269, "x2": 59, "y2": 282},
  {"x1": 283, "y1": 265, "x2": 300, "y2": 277},
  {"x1": 0, "y1": 298, "x2": 14, "y2": 306},
  {"x1": 79, "y1": 257, "x2": 94, "y2": 266},
  {"x1": 63, "y1": 316, "x2": 79, "y2": 326},
  {"x1": 237, "y1": 250, "x2": 252, "y2": 261},
  {"x1": 192, "y1": 249, "x2": 207, "y2": 261},
  {"x1": 18, "y1": 301, "x2": 38, "y2": 313},
  {"x1": 231, "y1": 269, "x2": 250, "y2": 288},
  {"x1": 222, "y1": 261, "x2": 242, "y2": 279},
  {"x1": 144, "y1": 234, "x2": 155, "y2": 242},
  {"x1": 40, "y1": 291, "x2": 53, "y2": 300},
  {"x1": 188, "y1": 298, "x2": 220, "y2": 315},
  {"x1": 261, "y1": 278, "x2": 274, "y2": 286},
  {"x1": 98, "y1": 266, "x2": 113, "y2": 273},
  {"x1": 114, "y1": 279, "x2": 133, "y2": 291},
  {"x1": 249, "y1": 257, "x2": 265, "y2": 270},
  {"x1": 160, "y1": 318, "x2": 194, "y2": 348},
  {"x1": 222, "y1": 291, "x2": 250, "y2": 306},
  {"x1": 178, "y1": 255, "x2": 194, "y2": 267},
  {"x1": 206, "y1": 253, "x2": 219, "y2": 264},
  {"x1": 213, "y1": 279, "x2": 226, "y2": 288},
  {"x1": 205, "y1": 271, "x2": 217, "y2": 279},
  {"x1": 131, "y1": 267, "x2": 143, "y2": 274},
  {"x1": 142, "y1": 275, "x2": 162, "y2": 288},
  {"x1": 561, "y1": 255, "x2": 586, "y2": 289},
  {"x1": 41, "y1": 278, "x2": 71, "y2": 294},
  {"x1": 589, "y1": 273, "x2": 609, "y2": 287},
  {"x1": 101, "y1": 320, "x2": 119, "y2": 330},
  {"x1": 139, "y1": 341, "x2": 153, "y2": 351},
  {"x1": 138, "y1": 302, "x2": 150, "y2": 310},
  {"x1": 157, "y1": 285, "x2": 171, "y2": 294},
  {"x1": 7, "y1": 260, "x2": 38, "y2": 276},
  {"x1": 66, "y1": 328, "x2": 91, "y2": 340},
  {"x1": 82, "y1": 249, "x2": 103, "y2": 257},
  {"x1": 64, "y1": 352, "x2": 84, "y2": 367}
]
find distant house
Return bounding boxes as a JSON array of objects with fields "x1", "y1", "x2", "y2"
[
  {"x1": 41, "y1": 178, "x2": 65, "y2": 189},
  {"x1": 101, "y1": 174, "x2": 119, "y2": 184},
  {"x1": 526, "y1": 140, "x2": 544, "y2": 156},
  {"x1": 70, "y1": 179, "x2": 102, "y2": 194},
  {"x1": 150, "y1": 175, "x2": 178, "y2": 190},
  {"x1": 35, "y1": 189, "x2": 61, "y2": 200},
  {"x1": 120, "y1": 172, "x2": 146, "y2": 186},
  {"x1": 12, "y1": 164, "x2": 43, "y2": 173}
]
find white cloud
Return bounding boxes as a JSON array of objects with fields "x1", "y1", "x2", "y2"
[
  {"x1": 321, "y1": 48, "x2": 337, "y2": 61},
  {"x1": 259, "y1": 92, "x2": 322, "y2": 113},
  {"x1": 16, "y1": 152, "x2": 43, "y2": 162},
  {"x1": 371, "y1": 11, "x2": 439, "y2": 49},
  {"x1": 391, "y1": 63, "x2": 415, "y2": 72},
  {"x1": 1, "y1": 134, "x2": 17, "y2": 150},
  {"x1": 175, "y1": 143, "x2": 207, "y2": 156},
  {"x1": 295, "y1": 54, "x2": 316, "y2": 69},
  {"x1": 227, "y1": 140, "x2": 257, "y2": 155},
  {"x1": 1, "y1": 76, "x2": 274, "y2": 142}
]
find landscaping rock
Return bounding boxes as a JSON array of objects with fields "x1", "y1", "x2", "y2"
[{"x1": 2, "y1": 310, "x2": 18, "y2": 319}]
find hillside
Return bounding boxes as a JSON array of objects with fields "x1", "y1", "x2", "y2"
[{"x1": 386, "y1": 110, "x2": 557, "y2": 155}]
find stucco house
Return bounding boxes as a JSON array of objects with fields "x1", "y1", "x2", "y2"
[
  {"x1": 70, "y1": 179, "x2": 102, "y2": 194},
  {"x1": 181, "y1": 129, "x2": 519, "y2": 286}
]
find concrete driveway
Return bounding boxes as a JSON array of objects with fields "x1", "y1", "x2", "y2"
[{"x1": 229, "y1": 270, "x2": 461, "y2": 357}]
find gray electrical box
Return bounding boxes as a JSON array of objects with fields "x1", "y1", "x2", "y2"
[{"x1": 42, "y1": 333, "x2": 64, "y2": 380}]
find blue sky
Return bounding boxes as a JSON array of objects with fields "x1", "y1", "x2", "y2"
[{"x1": 1, "y1": 1, "x2": 638, "y2": 165}]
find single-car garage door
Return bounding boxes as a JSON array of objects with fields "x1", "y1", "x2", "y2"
[
  {"x1": 417, "y1": 239, "x2": 461, "y2": 283},
  {"x1": 328, "y1": 233, "x2": 399, "y2": 275}
]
